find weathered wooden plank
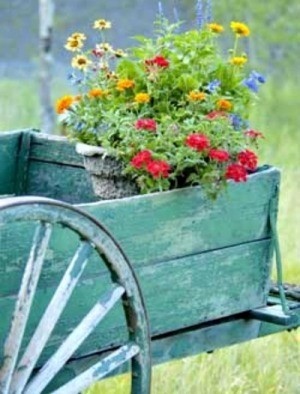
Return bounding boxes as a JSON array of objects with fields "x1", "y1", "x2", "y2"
[
  {"x1": 46, "y1": 296, "x2": 300, "y2": 391},
  {"x1": 82, "y1": 167, "x2": 280, "y2": 265},
  {"x1": 0, "y1": 222, "x2": 52, "y2": 394},
  {"x1": 51, "y1": 343, "x2": 140, "y2": 394},
  {"x1": 14, "y1": 132, "x2": 32, "y2": 195},
  {"x1": 0, "y1": 132, "x2": 21, "y2": 195},
  {"x1": 26, "y1": 161, "x2": 97, "y2": 204},
  {"x1": 29, "y1": 133, "x2": 83, "y2": 167},
  {"x1": 10, "y1": 242, "x2": 93, "y2": 393},
  {"x1": 15, "y1": 168, "x2": 279, "y2": 280},
  {"x1": 23, "y1": 286, "x2": 125, "y2": 394},
  {"x1": 0, "y1": 239, "x2": 272, "y2": 368}
]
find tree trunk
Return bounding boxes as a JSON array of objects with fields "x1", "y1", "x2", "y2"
[{"x1": 39, "y1": 0, "x2": 55, "y2": 134}]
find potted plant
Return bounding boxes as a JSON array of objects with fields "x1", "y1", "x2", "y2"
[{"x1": 56, "y1": 12, "x2": 266, "y2": 200}]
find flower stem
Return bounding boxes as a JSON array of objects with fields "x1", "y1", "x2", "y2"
[{"x1": 233, "y1": 35, "x2": 239, "y2": 57}]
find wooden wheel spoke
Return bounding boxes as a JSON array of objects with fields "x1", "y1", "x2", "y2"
[
  {"x1": 0, "y1": 197, "x2": 151, "y2": 394},
  {"x1": 10, "y1": 241, "x2": 93, "y2": 394},
  {"x1": 0, "y1": 222, "x2": 52, "y2": 394},
  {"x1": 23, "y1": 285, "x2": 125, "y2": 394},
  {"x1": 50, "y1": 342, "x2": 140, "y2": 394}
]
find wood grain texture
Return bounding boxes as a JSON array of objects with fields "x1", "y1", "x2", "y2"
[
  {"x1": 14, "y1": 132, "x2": 32, "y2": 195},
  {"x1": 0, "y1": 196, "x2": 152, "y2": 393},
  {"x1": 0, "y1": 222, "x2": 52, "y2": 394},
  {"x1": 0, "y1": 131, "x2": 21, "y2": 195},
  {"x1": 23, "y1": 286, "x2": 125, "y2": 394},
  {"x1": 26, "y1": 161, "x2": 97, "y2": 203},
  {"x1": 0, "y1": 239, "x2": 273, "y2": 367},
  {"x1": 29, "y1": 133, "x2": 83, "y2": 167},
  {"x1": 10, "y1": 242, "x2": 93, "y2": 393},
  {"x1": 45, "y1": 295, "x2": 300, "y2": 391},
  {"x1": 82, "y1": 167, "x2": 280, "y2": 266}
]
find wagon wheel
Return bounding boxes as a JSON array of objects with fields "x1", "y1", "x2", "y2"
[{"x1": 0, "y1": 197, "x2": 151, "y2": 394}]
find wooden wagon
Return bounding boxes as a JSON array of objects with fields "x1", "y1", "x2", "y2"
[{"x1": 0, "y1": 130, "x2": 299, "y2": 393}]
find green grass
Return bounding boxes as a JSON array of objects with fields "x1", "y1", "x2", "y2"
[{"x1": 0, "y1": 78, "x2": 299, "y2": 393}]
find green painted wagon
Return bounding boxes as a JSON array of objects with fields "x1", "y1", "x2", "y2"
[{"x1": 0, "y1": 130, "x2": 299, "y2": 393}]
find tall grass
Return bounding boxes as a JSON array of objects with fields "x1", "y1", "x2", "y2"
[{"x1": 0, "y1": 78, "x2": 299, "y2": 393}]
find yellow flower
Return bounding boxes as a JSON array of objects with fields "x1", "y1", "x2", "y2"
[
  {"x1": 114, "y1": 49, "x2": 128, "y2": 58},
  {"x1": 98, "y1": 43, "x2": 113, "y2": 52},
  {"x1": 55, "y1": 95, "x2": 75, "y2": 114},
  {"x1": 230, "y1": 56, "x2": 248, "y2": 66},
  {"x1": 208, "y1": 23, "x2": 224, "y2": 33},
  {"x1": 188, "y1": 91, "x2": 206, "y2": 101},
  {"x1": 88, "y1": 88, "x2": 104, "y2": 98},
  {"x1": 93, "y1": 19, "x2": 112, "y2": 30},
  {"x1": 117, "y1": 79, "x2": 135, "y2": 91},
  {"x1": 70, "y1": 32, "x2": 87, "y2": 41},
  {"x1": 134, "y1": 93, "x2": 150, "y2": 104},
  {"x1": 217, "y1": 99, "x2": 233, "y2": 111},
  {"x1": 230, "y1": 21, "x2": 250, "y2": 37},
  {"x1": 65, "y1": 38, "x2": 84, "y2": 52},
  {"x1": 71, "y1": 55, "x2": 91, "y2": 70}
]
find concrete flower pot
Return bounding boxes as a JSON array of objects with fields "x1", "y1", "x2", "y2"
[{"x1": 76, "y1": 143, "x2": 138, "y2": 200}]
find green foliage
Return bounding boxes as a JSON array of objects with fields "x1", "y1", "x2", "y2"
[{"x1": 183, "y1": 0, "x2": 300, "y2": 76}]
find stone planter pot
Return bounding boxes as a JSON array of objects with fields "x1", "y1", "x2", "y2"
[{"x1": 76, "y1": 143, "x2": 139, "y2": 200}]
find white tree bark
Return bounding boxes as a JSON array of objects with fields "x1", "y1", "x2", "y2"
[{"x1": 39, "y1": 0, "x2": 55, "y2": 134}]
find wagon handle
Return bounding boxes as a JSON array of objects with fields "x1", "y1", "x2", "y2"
[{"x1": 269, "y1": 189, "x2": 290, "y2": 316}]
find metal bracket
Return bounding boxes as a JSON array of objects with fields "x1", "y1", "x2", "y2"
[{"x1": 248, "y1": 305, "x2": 299, "y2": 326}]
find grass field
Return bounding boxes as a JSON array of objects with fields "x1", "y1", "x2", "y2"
[{"x1": 0, "y1": 78, "x2": 299, "y2": 393}]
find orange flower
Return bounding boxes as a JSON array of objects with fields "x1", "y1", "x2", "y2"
[
  {"x1": 55, "y1": 95, "x2": 75, "y2": 114},
  {"x1": 117, "y1": 79, "x2": 135, "y2": 91},
  {"x1": 88, "y1": 88, "x2": 104, "y2": 98},
  {"x1": 188, "y1": 91, "x2": 206, "y2": 101},
  {"x1": 217, "y1": 99, "x2": 232, "y2": 111},
  {"x1": 207, "y1": 23, "x2": 224, "y2": 33},
  {"x1": 134, "y1": 93, "x2": 150, "y2": 104}
]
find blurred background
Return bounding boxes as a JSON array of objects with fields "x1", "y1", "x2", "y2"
[{"x1": 0, "y1": 0, "x2": 299, "y2": 392}]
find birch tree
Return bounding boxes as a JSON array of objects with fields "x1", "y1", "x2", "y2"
[{"x1": 39, "y1": 0, "x2": 55, "y2": 134}]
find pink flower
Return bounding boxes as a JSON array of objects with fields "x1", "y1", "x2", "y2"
[
  {"x1": 244, "y1": 129, "x2": 264, "y2": 139},
  {"x1": 209, "y1": 149, "x2": 230, "y2": 162},
  {"x1": 135, "y1": 118, "x2": 157, "y2": 132},
  {"x1": 206, "y1": 111, "x2": 227, "y2": 120}
]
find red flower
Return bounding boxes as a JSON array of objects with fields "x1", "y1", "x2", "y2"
[
  {"x1": 135, "y1": 118, "x2": 157, "y2": 132},
  {"x1": 130, "y1": 150, "x2": 152, "y2": 169},
  {"x1": 145, "y1": 55, "x2": 170, "y2": 68},
  {"x1": 92, "y1": 48, "x2": 104, "y2": 57},
  {"x1": 209, "y1": 149, "x2": 230, "y2": 162},
  {"x1": 244, "y1": 129, "x2": 264, "y2": 139},
  {"x1": 225, "y1": 164, "x2": 248, "y2": 182},
  {"x1": 146, "y1": 160, "x2": 171, "y2": 178},
  {"x1": 238, "y1": 149, "x2": 258, "y2": 171},
  {"x1": 186, "y1": 133, "x2": 210, "y2": 152},
  {"x1": 206, "y1": 111, "x2": 227, "y2": 120}
]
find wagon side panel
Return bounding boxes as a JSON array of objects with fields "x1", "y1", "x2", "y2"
[{"x1": 26, "y1": 133, "x2": 97, "y2": 203}]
